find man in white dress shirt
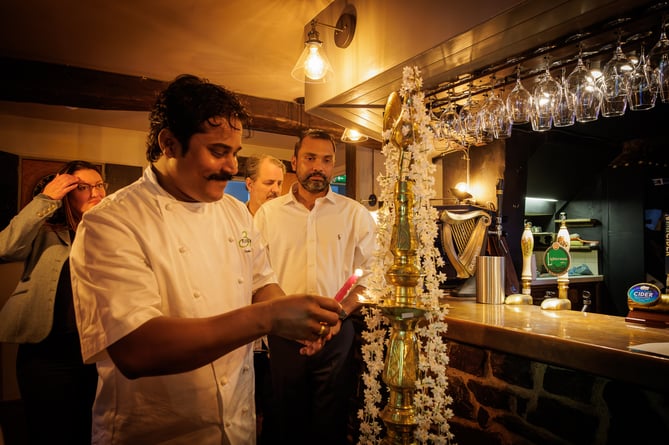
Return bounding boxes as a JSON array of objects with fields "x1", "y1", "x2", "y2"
[
  {"x1": 70, "y1": 75, "x2": 342, "y2": 445},
  {"x1": 254, "y1": 129, "x2": 377, "y2": 445}
]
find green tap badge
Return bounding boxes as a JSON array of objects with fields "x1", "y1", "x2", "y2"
[{"x1": 543, "y1": 242, "x2": 571, "y2": 276}]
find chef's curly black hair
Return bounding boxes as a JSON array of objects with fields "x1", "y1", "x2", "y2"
[{"x1": 146, "y1": 74, "x2": 251, "y2": 162}]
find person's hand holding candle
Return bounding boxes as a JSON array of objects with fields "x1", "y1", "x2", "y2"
[{"x1": 334, "y1": 268, "x2": 364, "y2": 302}]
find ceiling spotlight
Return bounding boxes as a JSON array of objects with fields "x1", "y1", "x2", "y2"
[
  {"x1": 291, "y1": 7, "x2": 357, "y2": 84},
  {"x1": 341, "y1": 128, "x2": 368, "y2": 143}
]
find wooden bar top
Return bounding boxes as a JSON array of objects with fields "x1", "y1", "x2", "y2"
[{"x1": 441, "y1": 297, "x2": 669, "y2": 393}]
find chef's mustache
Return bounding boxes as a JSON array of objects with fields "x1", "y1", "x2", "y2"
[
  {"x1": 307, "y1": 172, "x2": 326, "y2": 181},
  {"x1": 207, "y1": 172, "x2": 234, "y2": 181}
]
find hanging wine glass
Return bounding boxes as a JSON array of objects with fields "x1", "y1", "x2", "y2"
[
  {"x1": 481, "y1": 79, "x2": 512, "y2": 139},
  {"x1": 566, "y1": 52, "x2": 602, "y2": 122},
  {"x1": 439, "y1": 94, "x2": 463, "y2": 143},
  {"x1": 598, "y1": 35, "x2": 633, "y2": 117},
  {"x1": 478, "y1": 86, "x2": 496, "y2": 144},
  {"x1": 531, "y1": 57, "x2": 560, "y2": 132},
  {"x1": 554, "y1": 67, "x2": 575, "y2": 127},
  {"x1": 648, "y1": 20, "x2": 669, "y2": 103},
  {"x1": 506, "y1": 65, "x2": 533, "y2": 124},
  {"x1": 427, "y1": 101, "x2": 445, "y2": 140},
  {"x1": 628, "y1": 45, "x2": 657, "y2": 111},
  {"x1": 459, "y1": 89, "x2": 481, "y2": 146},
  {"x1": 493, "y1": 85, "x2": 513, "y2": 139}
]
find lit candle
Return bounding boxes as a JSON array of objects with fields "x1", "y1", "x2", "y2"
[{"x1": 334, "y1": 268, "x2": 363, "y2": 302}]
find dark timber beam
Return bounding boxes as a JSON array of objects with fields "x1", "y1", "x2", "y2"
[{"x1": 0, "y1": 56, "x2": 346, "y2": 138}]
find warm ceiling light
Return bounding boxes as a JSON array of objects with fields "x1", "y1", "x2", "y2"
[
  {"x1": 291, "y1": 7, "x2": 357, "y2": 84},
  {"x1": 341, "y1": 128, "x2": 368, "y2": 143},
  {"x1": 291, "y1": 21, "x2": 334, "y2": 83}
]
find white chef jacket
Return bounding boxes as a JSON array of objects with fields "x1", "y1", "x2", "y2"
[
  {"x1": 254, "y1": 184, "x2": 376, "y2": 297},
  {"x1": 71, "y1": 166, "x2": 277, "y2": 445}
]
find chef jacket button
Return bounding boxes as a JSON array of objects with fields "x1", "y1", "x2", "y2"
[
  {"x1": 193, "y1": 291, "x2": 201, "y2": 299},
  {"x1": 237, "y1": 278, "x2": 243, "y2": 284},
  {"x1": 228, "y1": 237, "x2": 234, "y2": 243},
  {"x1": 242, "y1": 365, "x2": 250, "y2": 372},
  {"x1": 179, "y1": 246, "x2": 187, "y2": 253},
  {"x1": 242, "y1": 407, "x2": 249, "y2": 414},
  {"x1": 220, "y1": 376, "x2": 228, "y2": 386},
  {"x1": 225, "y1": 422, "x2": 231, "y2": 428},
  {"x1": 165, "y1": 203, "x2": 172, "y2": 211}
]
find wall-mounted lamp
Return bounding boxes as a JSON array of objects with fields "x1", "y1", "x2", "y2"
[
  {"x1": 341, "y1": 128, "x2": 368, "y2": 143},
  {"x1": 450, "y1": 182, "x2": 474, "y2": 204},
  {"x1": 291, "y1": 7, "x2": 357, "y2": 83}
]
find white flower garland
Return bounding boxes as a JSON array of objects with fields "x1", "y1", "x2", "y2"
[{"x1": 358, "y1": 66, "x2": 455, "y2": 444}]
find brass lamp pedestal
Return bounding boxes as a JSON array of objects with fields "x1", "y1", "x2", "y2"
[
  {"x1": 379, "y1": 180, "x2": 424, "y2": 444},
  {"x1": 379, "y1": 306, "x2": 425, "y2": 445}
]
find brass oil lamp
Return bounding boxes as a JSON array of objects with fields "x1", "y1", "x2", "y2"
[{"x1": 377, "y1": 90, "x2": 425, "y2": 444}]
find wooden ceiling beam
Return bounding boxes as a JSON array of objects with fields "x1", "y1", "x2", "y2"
[{"x1": 0, "y1": 56, "x2": 344, "y2": 138}]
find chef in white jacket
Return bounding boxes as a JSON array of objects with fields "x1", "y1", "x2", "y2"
[{"x1": 70, "y1": 74, "x2": 342, "y2": 445}]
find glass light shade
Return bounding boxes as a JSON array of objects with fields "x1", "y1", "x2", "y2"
[
  {"x1": 341, "y1": 128, "x2": 368, "y2": 143},
  {"x1": 291, "y1": 40, "x2": 334, "y2": 83}
]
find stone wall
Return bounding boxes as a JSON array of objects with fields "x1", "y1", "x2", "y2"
[{"x1": 445, "y1": 341, "x2": 669, "y2": 445}]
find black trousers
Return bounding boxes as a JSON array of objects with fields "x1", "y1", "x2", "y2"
[
  {"x1": 16, "y1": 332, "x2": 98, "y2": 445},
  {"x1": 264, "y1": 320, "x2": 356, "y2": 445}
]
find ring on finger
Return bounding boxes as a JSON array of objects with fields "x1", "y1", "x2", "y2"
[{"x1": 318, "y1": 324, "x2": 327, "y2": 336}]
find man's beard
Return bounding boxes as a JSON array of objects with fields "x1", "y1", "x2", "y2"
[{"x1": 300, "y1": 172, "x2": 329, "y2": 193}]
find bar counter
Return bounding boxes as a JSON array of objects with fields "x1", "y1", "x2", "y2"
[{"x1": 442, "y1": 297, "x2": 669, "y2": 393}]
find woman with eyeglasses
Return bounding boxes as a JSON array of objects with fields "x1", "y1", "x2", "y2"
[{"x1": 0, "y1": 160, "x2": 107, "y2": 445}]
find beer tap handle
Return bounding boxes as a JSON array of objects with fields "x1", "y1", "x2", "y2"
[{"x1": 496, "y1": 179, "x2": 504, "y2": 252}]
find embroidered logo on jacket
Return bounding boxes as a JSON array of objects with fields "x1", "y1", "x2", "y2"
[{"x1": 238, "y1": 231, "x2": 251, "y2": 251}]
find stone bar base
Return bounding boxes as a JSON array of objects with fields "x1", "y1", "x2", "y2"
[{"x1": 445, "y1": 340, "x2": 668, "y2": 444}]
